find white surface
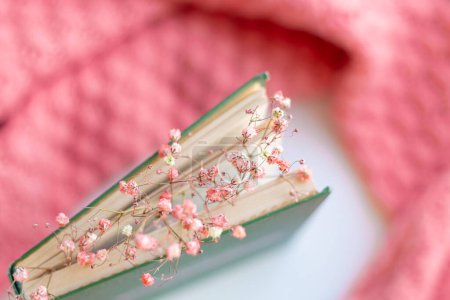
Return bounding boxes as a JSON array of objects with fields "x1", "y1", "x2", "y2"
[{"x1": 153, "y1": 100, "x2": 386, "y2": 300}]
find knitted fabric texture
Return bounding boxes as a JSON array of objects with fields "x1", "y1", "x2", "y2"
[{"x1": 1, "y1": 1, "x2": 449, "y2": 299}]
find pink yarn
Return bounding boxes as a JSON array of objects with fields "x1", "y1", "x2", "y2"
[{"x1": 1, "y1": 1, "x2": 449, "y2": 298}]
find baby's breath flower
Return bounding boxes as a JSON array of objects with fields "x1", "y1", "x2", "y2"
[
  {"x1": 164, "y1": 154, "x2": 175, "y2": 166},
  {"x1": 29, "y1": 285, "x2": 48, "y2": 300},
  {"x1": 122, "y1": 224, "x2": 133, "y2": 237},
  {"x1": 13, "y1": 266, "x2": 29, "y2": 283},
  {"x1": 135, "y1": 233, "x2": 160, "y2": 251},
  {"x1": 158, "y1": 196, "x2": 172, "y2": 214},
  {"x1": 119, "y1": 180, "x2": 139, "y2": 196},
  {"x1": 242, "y1": 126, "x2": 257, "y2": 140},
  {"x1": 98, "y1": 218, "x2": 111, "y2": 233},
  {"x1": 210, "y1": 214, "x2": 228, "y2": 228},
  {"x1": 166, "y1": 243, "x2": 181, "y2": 261},
  {"x1": 170, "y1": 142, "x2": 182, "y2": 154},
  {"x1": 96, "y1": 249, "x2": 108, "y2": 262},
  {"x1": 169, "y1": 128, "x2": 181, "y2": 142},
  {"x1": 185, "y1": 239, "x2": 201, "y2": 256},
  {"x1": 297, "y1": 166, "x2": 311, "y2": 182},
  {"x1": 125, "y1": 247, "x2": 137, "y2": 261},
  {"x1": 59, "y1": 239, "x2": 75, "y2": 253},
  {"x1": 231, "y1": 225, "x2": 247, "y2": 240},
  {"x1": 208, "y1": 227, "x2": 223, "y2": 239},
  {"x1": 77, "y1": 251, "x2": 96, "y2": 267},
  {"x1": 272, "y1": 107, "x2": 284, "y2": 119},
  {"x1": 141, "y1": 273, "x2": 155, "y2": 287},
  {"x1": 167, "y1": 167, "x2": 179, "y2": 181},
  {"x1": 56, "y1": 212, "x2": 69, "y2": 227}
]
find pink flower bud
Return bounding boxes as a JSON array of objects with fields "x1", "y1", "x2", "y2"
[
  {"x1": 158, "y1": 197, "x2": 172, "y2": 215},
  {"x1": 141, "y1": 272, "x2": 155, "y2": 287},
  {"x1": 135, "y1": 233, "x2": 160, "y2": 251},
  {"x1": 242, "y1": 126, "x2": 257, "y2": 140},
  {"x1": 167, "y1": 167, "x2": 179, "y2": 181},
  {"x1": 13, "y1": 266, "x2": 29, "y2": 282},
  {"x1": 172, "y1": 204, "x2": 184, "y2": 220},
  {"x1": 159, "y1": 143, "x2": 171, "y2": 158},
  {"x1": 56, "y1": 212, "x2": 69, "y2": 227},
  {"x1": 231, "y1": 225, "x2": 247, "y2": 239},
  {"x1": 185, "y1": 239, "x2": 201, "y2": 256},
  {"x1": 206, "y1": 187, "x2": 221, "y2": 202},
  {"x1": 182, "y1": 199, "x2": 197, "y2": 217},
  {"x1": 166, "y1": 243, "x2": 181, "y2": 261},
  {"x1": 210, "y1": 214, "x2": 228, "y2": 228},
  {"x1": 170, "y1": 143, "x2": 182, "y2": 154},
  {"x1": 59, "y1": 239, "x2": 75, "y2": 253},
  {"x1": 297, "y1": 166, "x2": 311, "y2": 182},
  {"x1": 77, "y1": 251, "x2": 96, "y2": 267},
  {"x1": 96, "y1": 249, "x2": 108, "y2": 262},
  {"x1": 125, "y1": 247, "x2": 137, "y2": 261},
  {"x1": 30, "y1": 285, "x2": 48, "y2": 300},
  {"x1": 169, "y1": 128, "x2": 181, "y2": 142},
  {"x1": 98, "y1": 218, "x2": 111, "y2": 233}
]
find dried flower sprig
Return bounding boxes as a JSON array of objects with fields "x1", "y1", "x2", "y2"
[{"x1": 9, "y1": 91, "x2": 312, "y2": 299}]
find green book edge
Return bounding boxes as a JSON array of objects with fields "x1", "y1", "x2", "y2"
[{"x1": 8, "y1": 72, "x2": 270, "y2": 295}]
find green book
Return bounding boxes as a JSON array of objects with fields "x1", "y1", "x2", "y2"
[{"x1": 9, "y1": 72, "x2": 330, "y2": 299}]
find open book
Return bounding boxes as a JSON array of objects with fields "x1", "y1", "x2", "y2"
[{"x1": 9, "y1": 72, "x2": 330, "y2": 299}]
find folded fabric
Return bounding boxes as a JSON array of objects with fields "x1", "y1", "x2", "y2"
[{"x1": 1, "y1": 0, "x2": 449, "y2": 298}]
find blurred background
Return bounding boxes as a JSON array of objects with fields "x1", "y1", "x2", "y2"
[{"x1": 1, "y1": 0, "x2": 449, "y2": 299}]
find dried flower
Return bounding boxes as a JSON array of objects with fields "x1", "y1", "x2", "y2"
[
  {"x1": 273, "y1": 91, "x2": 291, "y2": 109},
  {"x1": 210, "y1": 214, "x2": 228, "y2": 228},
  {"x1": 182, "y1": 217, "x2": 203, "y2": 232},
  {"x1": 56, "y1": 212, "x2": 69, "y2": 227},
  {"x1": 164, "y1": 154, "x2": 175, "y2": 166},
  {"x1": 13, "y1": 266, "x2": 29, "y2": 282},
  {"x1": 242, "y1": 126, "x2": 257, "y2": 140},
  {"x1": 96, "y1": 249, "x2": 108, "y2": 262},
  {"x1": 125, "y1": 247, "x2": 137, "y2": 261},
  {"x1": 29, "y1": 285, "x2": 48, "y2": 300},
  {"x1": 141, "y1": 273, "x2": 155, "y2": 287},
  {"x1": 272, "y1": 107, "x2": 284, "y2": 119},
  {"x1": 119, "y1": 180, "x2": 139, "y2": 196},
  {"x1": 297, "y1": 166, "x2": 311, "y2": 182},
  {"x1": 170, "y1": 143, "x2": 182, "y2": 154},
  {"x1": 158, "y1": 193, "x2": 172, "y2": 214},
  {"x1": 79, "y1": 232, "x2": 97, "y2": 251},
  {"x1": 59, "y1": 239, "x2": 75, "y2": 253},
  {"x1": 158, "y1": 144, "x2": 171, "y2": 158},
  {"x1": 219, "y1": 185, "x2": 237, "y2": 202},
  {"x1": 158, "y1": 198, "x2": 172, "y2": 214},
  {"x1": 98, "y1": 218, "x2": 111, "y2": 233},
  {"x1": 167, "y1": 167, "x2": 179, "y2": 181},
  {"x1": 122, "y1": 224, "x2": 133, "y2": 237},
  {"x1": 250, "y1": 163, "x2": 265, "y2": 179},
  {"x1": 206, "y1": 187, "x2": 221, "y2": 202},
  {"x1": 166, "y1": 243, "x2": 181, "y2": 261},
  {"x1": 14, "y1": 89, "x2": 305, "y2": 291},
  {"x1": 182, "y1": 199, "x2": 197, "y2": 217},
  {"x1": 272, "y1": 119, "x2": 288, "y2": 134},
  {"x1": 207, "y1": 165, "x2": 218, "y2": 179},
  {"x1": 276, "y1": 159, "x2": 290, "y2": 173},
  {"x1": 169, "y1": 128, "x2": 181, "y2": 142},
  {"x1": 119, "y1": 181, "x2": 128, "y2": 193},
  {"x1": 135, "y1": 233, "x2": 160, "y2": 251},
  {"x1": 208, "y1": 227, "x2": 223, "y2": 239},
  {"x1": 172, "y1": 204, "x2": 184, "y2": 220},
  {"x1": 77, "y1": 251, "x2": 96, "y2": 267},
  {"x1": 231, "y1": 225, "x2": 246, "y2": 239},
  {"x1": 185, "y1": 239, "x2": 201, "y2": 256}
]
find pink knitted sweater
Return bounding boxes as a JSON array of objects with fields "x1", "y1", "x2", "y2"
[{"x1": 1, "y1": 1, "x2": 449, "y2": 298}]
